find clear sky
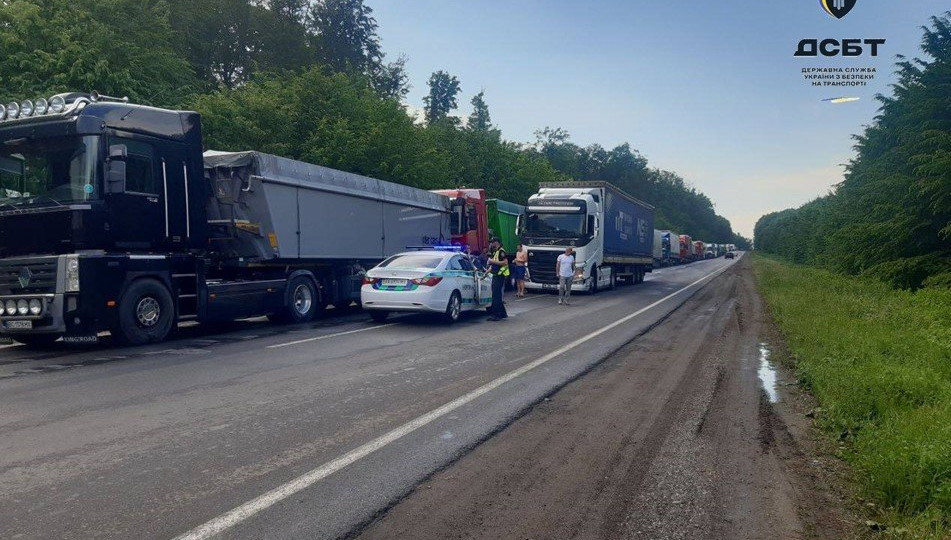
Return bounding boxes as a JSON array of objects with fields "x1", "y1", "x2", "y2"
[{"x1": 369, "y1": 0, "x2": 947, "y2": 237}]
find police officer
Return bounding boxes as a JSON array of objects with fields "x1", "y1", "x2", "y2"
[{"x1": 486, "y1": 237, "x2": 509, "y2": 321}]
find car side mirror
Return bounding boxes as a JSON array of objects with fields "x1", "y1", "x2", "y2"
[{"x1": 105, "y1": 145, "x2": 127, "y2": 194}]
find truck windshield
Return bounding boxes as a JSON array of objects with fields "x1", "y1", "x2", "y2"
[
  {"x1": 0, "y1": 135, "x2": 100, "y2": 209},
  {"x1": 524, "y1": 212, "x2": 585, "y2": 237}
]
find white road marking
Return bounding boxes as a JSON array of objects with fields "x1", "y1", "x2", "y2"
[
  {"x1": 173, "y1": 265, "x2": 730, "y2": 540},
  {"x1": 266, "y1": 324, "x2": 397, "y2": 349}
]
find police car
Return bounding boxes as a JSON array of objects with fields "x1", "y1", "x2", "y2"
[{"x1": 361, "y1": 250, "x2": 492, "y2": 323}]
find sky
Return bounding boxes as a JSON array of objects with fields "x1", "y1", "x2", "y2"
[{"x1": 369, "y1": 0, "x2": 947, "y2": 237}]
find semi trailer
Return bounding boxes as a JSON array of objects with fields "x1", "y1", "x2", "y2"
[
  {"x1": 0, "y1": 92, "x2": 450, "y2": 346},
  {"x1": 522, "y1": 181, "x2": 654, "y2": 293}
]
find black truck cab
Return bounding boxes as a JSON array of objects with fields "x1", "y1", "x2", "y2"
[{"x1": 0, "y1": 92, "x2": 209, "y2": 345}]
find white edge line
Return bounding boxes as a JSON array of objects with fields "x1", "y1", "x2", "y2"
[
  {"x1": 266, "y1": 324, "x2": 397, "y2": 349},
  {"x1": 174, "y1": 264, "x2": 730, "y2": 540}
]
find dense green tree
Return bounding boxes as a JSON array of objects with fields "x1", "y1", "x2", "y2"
[
  {"x1": 466, "y1": 90, "x2": 494, "y2": 132},
  {"x1": 755, "y1": 13, "x2": 951, "y2": 289},
  {"x1": 0, "y1": 0, "x2": 198, "y2": 104},
  {"x1": 423, "y1": 70, "x2": 461, "y2": 124}
]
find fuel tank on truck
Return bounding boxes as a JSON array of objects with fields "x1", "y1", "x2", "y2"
[{"x1": 203, "y1": 151, "x2": 451, "y2": 264}]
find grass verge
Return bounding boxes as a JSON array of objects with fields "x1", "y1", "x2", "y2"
[{"x1": 752, "y1": 254, "x2": 951, "y2": 538}]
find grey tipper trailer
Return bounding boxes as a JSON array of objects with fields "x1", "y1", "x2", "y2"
[
  {"x1": 202, "y1": 150, "x2": 451, "y2": 319},
  {"x1": 204, "y1": 150, "x2": 450, "y2": 261}
]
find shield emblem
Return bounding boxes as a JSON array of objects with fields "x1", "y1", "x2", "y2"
[{"x1": 820, "y1": 0, "x2": 857, "y2": 19}]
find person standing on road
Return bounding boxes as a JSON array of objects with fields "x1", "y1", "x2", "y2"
[
  {"x1": 513, "y1": 243, "x2": 528, "y2": 298},
  {"x1": 556, "y1": 247, "x2": 576, "y2": 305},
  {"x1": 487, "y1": 238, "x2": 509, "y2": 321}
]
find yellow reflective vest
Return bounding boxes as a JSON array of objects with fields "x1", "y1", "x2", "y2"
[{"x1": 489, "y1": 248, "x2": 510, "y2": 277}]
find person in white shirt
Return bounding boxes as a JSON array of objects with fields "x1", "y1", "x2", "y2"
[{"x1": 555, "y1": 247, "x2": 576, "y2": 305}]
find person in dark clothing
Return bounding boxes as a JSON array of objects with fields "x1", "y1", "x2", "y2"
[{"x1": 486, "y1": 238, "x2": 509, "y2": 321}]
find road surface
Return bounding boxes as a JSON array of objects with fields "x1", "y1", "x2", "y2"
[{"x1": 0, "y1": 254, "x2": 838, "y2": 539}]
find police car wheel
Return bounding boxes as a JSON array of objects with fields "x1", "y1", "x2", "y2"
[{"x1": 443, "y1": 292, "x2": 462, "y2": 324}]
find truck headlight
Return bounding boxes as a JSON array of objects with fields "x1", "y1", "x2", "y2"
[
  {"x1": 4, "y1": 300, "x2": 16, "y2": 315},
  {"x1": 16, "y1": 299, "x2": 29, "y2": 315},
  {"x1": 66, "y1": 255, "x2": 80, "y2": 292},
  {"x1": 29, "y1": 298, "x2": 42, "y2": 315}
]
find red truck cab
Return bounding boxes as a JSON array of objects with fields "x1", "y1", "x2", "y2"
[{"x1": 432, "y1": 188, "x2": 489, "y2": 254}]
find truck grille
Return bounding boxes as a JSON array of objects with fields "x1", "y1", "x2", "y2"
[
  {"x1": 0, "y1": 258, "x2": 58, "y2": 295},
  {"x1": 527, "y1": 250, "x2": 561, "y2": 285}
]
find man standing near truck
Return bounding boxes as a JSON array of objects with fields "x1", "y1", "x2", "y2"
[
  {"x1": 487, "y1": 238, "x2": 509, "y2": 321},
  {"x1": 556, "y1": 247, "x2": 577, "y2": 305}
]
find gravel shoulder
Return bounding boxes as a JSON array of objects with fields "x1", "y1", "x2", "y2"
[{"x1": 356, "y1": 256, "x2": 854, "y2": 540}]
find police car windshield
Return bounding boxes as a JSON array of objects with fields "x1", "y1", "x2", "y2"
[{"x1": 379, "y1": 254, "x2": 445, "y2": 269}]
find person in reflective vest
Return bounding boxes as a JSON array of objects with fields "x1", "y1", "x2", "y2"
[{"x1": 486, "y1": 237, "x2": 509, "y2": 321}]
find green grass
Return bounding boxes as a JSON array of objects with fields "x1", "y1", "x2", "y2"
[{"x1": 753, "y1": 254, "x2": 951, "y2": 537}]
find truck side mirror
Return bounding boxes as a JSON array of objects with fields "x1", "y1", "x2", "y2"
[{"x1": 105, "y1": 145, "x2": 127, "y2": 194}]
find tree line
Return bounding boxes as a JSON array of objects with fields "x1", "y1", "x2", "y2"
[
  {"x1": 0, "y1": 0, "x2": 744, "y2": 245},
  {"x1": 755, "y1": 13, "x2": 951, "y2": 289}
]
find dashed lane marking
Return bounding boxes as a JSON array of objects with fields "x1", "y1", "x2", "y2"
[{"x1": 172, "y1": 264, "x2": 730, "y2": 540}]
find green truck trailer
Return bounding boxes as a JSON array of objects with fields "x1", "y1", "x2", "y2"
[{"x1": 487, "y1": 199, "x2": 525, "y2": 254}]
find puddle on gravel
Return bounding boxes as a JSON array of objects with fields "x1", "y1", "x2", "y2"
[{"x1": 758, "y1": 343, "x2": 779, "y2": 403}]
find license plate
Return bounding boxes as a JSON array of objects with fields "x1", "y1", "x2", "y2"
[
  {"x1": 382, "y1": 279, "x2": 408, "y2": 287},
  {"x1": 4, "y1": 320, "x2": 32, "y2": 329}
]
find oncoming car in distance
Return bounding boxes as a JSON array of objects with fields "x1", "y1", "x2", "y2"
[
  {"x1": 361, "y1": 250, "x2": 492, "y2": 323},
  {"x1": 725, "y1": 251, "x2": 735, "y2": 259}
]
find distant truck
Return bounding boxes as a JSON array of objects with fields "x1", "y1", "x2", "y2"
[
  {"x1": 660, "y1": 230, "x2": 681, "y2": 265},
  {"x1": 0, "y1": 93, "x2": 451, "y2": 346},
  {"x1": 653, "y1": 229, "x2": 665, "y2": 267},
  {"x1": 693, "y1": 241, "x2": 706, "y2": 260},
  {"x1": 431, "y1": 188, "x2": 524, "y2": 255},
  {"x1": 679, "y1": 234, "x2": 693, "y2": 262},
  {"x1": 522, "y1": 181, "x2": 655, "y2": 293}
]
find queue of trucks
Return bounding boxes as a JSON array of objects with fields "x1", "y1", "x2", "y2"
[{"x1": 0, "y1": 93, "x2": 732, "y2": 347}]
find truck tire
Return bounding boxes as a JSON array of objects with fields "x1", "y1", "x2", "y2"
[
  {"x1": 588, "y1": 269, "x2": 598, "y2": 294},
  {"x1": 114, "y1": 278, "x2": 175, "y2": 345},
  {"x1": 609, "y1": 271, "x2": 617, "y2": 290},
  {"x1": 12, "y1": 334, "x2": 60, "y2": 348},
  {"x1": 277, "y1": 276, "x2": 319, "y2": 324},
  {"x1": 443, "y1": 291, "x2": 462, "y2": 324},
  {"x1": 369, "y1": 310, "x2": 389, "y2": 323}
]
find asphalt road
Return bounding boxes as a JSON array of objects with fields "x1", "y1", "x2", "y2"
[{"x1": 0, "y1": 256, "x2": 740, "y2": 540}]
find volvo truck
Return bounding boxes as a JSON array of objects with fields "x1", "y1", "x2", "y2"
[
  {"x1": 0, "y1": 92, "x2": 450, "y2": 346},
  {"x1": 522, "y1": 181, "x2": 654, "y2": 293}
]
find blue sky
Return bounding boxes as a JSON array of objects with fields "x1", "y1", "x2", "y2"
[{"x1": 370, "y1": 1, "x2": 947, "y2": 236}]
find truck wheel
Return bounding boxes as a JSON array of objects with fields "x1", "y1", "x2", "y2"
[
  {"x1": 12, "y1": 334, "x2": 60, "y2": 348},
  {"x1": 443, "y1": 292, "x2": 462, "y2": 324},
  {"x1": 609, "y1": 271, "x2": 617, "y2": 290},
  {"x1": 114, "y1": 278, "x2": 175, "y2": 345},
  {"x1": 280, "y1": 276, "x2": 319, "y2": 323},
  {"x1": 369, "y1": 310, "x2": 389, "y2": 323}
]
